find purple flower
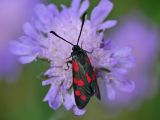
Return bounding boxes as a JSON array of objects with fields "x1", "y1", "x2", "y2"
[
  {"x1": 0, "y1": 0, "x2": 41, "y2": 82},
  {"x1": 93, "y1": 46, "x2": 135, "y2": 100},
  {"x1": 10, "y1": 0, "x2": 134, "y2": 115},
  {"x1": 103, "y1": 14, "x2": 158, "y2": 111}
]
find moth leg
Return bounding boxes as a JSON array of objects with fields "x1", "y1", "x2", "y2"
[
  {"x1": 65, "y1": 60, "x2": 72, "y2": 70},
  {"x1": 66, "y1": 55, "x2": 72, "y2": 59},
  {"x1": 84, "y1": 49, "x2": 94, "y2": 54},
  {"x1": 99, "y1": 67, "x2": 111, "y2": 73}
]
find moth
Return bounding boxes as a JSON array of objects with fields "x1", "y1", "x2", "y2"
[{"x1": 50, "y1": 12, "x2": 100, "y2": 109}]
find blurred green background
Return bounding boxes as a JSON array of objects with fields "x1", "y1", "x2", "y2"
[{"x1": 0, "y1": 0, "x2": 160, "y2": 120}]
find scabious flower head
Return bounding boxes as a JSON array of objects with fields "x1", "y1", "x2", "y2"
[
  {"x1": 11, "y1": 0, "x2": 134, "y2": 115},
  {"x1": 103, "y1": 14, "x2": 158, "y2": 111}
]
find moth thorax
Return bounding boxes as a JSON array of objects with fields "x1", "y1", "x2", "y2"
[{"x1": 72, "y1": 45, "x2": 81, "y2": 52}]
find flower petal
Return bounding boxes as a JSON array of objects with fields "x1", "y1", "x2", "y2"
[
  {"x1": 98, "y1": 20, "x2": 117, "y2": 30},
  {"x1": 42, "y1": 78, "x2": 63, "y2": 99},
  {"x1": 73, "y1": 107, "x2": 86, "y2": 116},
  {"x1": 18, "y1": 55, "x2": 37, "y2": 64},
  {"x1": 43, "y1": 86, "x2": 58, "y2": 102},
  {"x1": 42, "y1": 78, "x2": 63, "y2": 110},
  {"x1": 23, "y1": 22, "x2": 39, "y2": 40},
  {"x1": 71, "y1": 0, "x2": 80, "y2": 12},
  {"x1": 115, "y1": 79, "x2": 135, "y2": 92},
  {"x1": 35, "y1": 4, "x2": 53, "y2": 25},
  {"x1": 49, "y1": 91, "x2": 62, "y2": 110},
  {"x1": 114, "y1": 68, "x2": 128, "y2": 74},
  {"x1": 91, "y1": 0, "x2": 113, "y2": 25},
  {"x1": 107, "y1": 85, "x2": 116, "y2": 100},
  {"x1": 10, "y1": 41, "x2": 31, "y2": 55},
  {"x1": 114, "y1": 47, "x2": 132, "y2": 57},
  {"x1": 48, "y1": 4, "x2": 59, "y2": 16},
  {"x1": 63, "y1": 92, "x2": 74, "y2": 110},
  {"x1": 78, "y1": 0, "x2": 89, "y2": 16}
]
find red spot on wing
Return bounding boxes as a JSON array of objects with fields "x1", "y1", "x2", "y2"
[
  {"x1": 75, "y1": 90, "x2": 81, "y2": 96},
  {"x1": 80, "y1": 95, "x2": 87, "y2": 101},
  {"x1": 73, "y1": 77, "x2": 78, "y2": 84},
  {"x1": 86, "y1": 73, "x2": 92, "y2": 83},
  {"x1": 77, "y1": 80, "x2": 84, "y2": 87},
  {"x1": 72, "y1": 61, "x2": 79, "y2": 72}
]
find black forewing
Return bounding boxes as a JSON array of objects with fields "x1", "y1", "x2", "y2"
[
  {"x1": 72, "y1": 50, "x2": 100, "y2": 109},
  {"x1": 72, "y1": 50, "x2": 94, "y2": 109},
  {"x1": 72, "y1": 60, "x2": 91, "y2": 109}
]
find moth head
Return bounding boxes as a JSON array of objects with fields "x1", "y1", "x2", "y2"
[{"x1": 72, "y1": 45, "x2": 81, "y2": 51}]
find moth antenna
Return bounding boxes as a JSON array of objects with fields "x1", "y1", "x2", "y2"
[
  {"x1": 77, "y1": 12, "x2": 87, "y2": 45},
  {"x1": 50, "y1": 31, "x2": 74, "y2": 46}
]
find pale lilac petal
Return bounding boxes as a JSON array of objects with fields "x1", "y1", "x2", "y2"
[
  {"x1": 35, "y1": 4, "x2": 53, "y2": 25},
  {"x1": 60, "y1": 7, "x2": 70, "y2": 21},
  {"x1": 43, "y1": 86, "x2": 58, "y2": 102},
  {"x1": 10, "y1": 38, "x2": 40, "y2": 64},
  {"x1": 78, "y1": 0, "x2": 89, "y2": 16},
  {"x1": 44, "y1": 68, "x2": 54, "y2": 77},
  {"x1": 116, "y1": 79, "x2": 135, "y2": 92},
  {"x1": 114, "y1": 68, "x2": 128, "y2": 74},
  {"x1": 49, "y1": 91, "x2": 62, "y2": 110},
  {"x1": 42, "y1": 78, "x2": 63, "y2": 110},
  {"x1": 63, "y1": 92, "x2": 74, "y2": 110},
  {"x1": 42, "y1": 79, "x2": 52, "y2": 86},
  {"x1": 10, "y1": 40, "x2": 39, "y2": 56},
  {"x1": 19, "y1": 36, "x2": 37, "y2": 45},
  {"x1": 114, "y1": 47, "x2": 132, "y2": 57},
  {"x1": 98, "y1": 20, "x2": 117, "y2": 30},
  {"x1": 61, "y1": 5, "x2": 67, "y2": 10},
  {"x1": 19, "y1": 55, "x2": 37, "y2": 64},
  {"x1": 44, "y1": 67, "x2": 64, "y2": 78},
  {"x1": 103, "y1": 47, "x2": 135, "y2": 75},
  {"x1": 10, "y1": 41, "x2": 32, "y2": 55},
  {"x1": 42, "y1": 78, "x2": 63, "y2": 101},
  {"x1": 48, "y1": 4, "x2": 59, "y2": 16},
  {"x1": 34, "y1": 19, "x2": 46, "y2": 33},
  {"x1": 91, "y1": 0, "x2": 113, "y2": 25},
  {"x1": 68, "y1": 91, "x2": 87, "y2": 115},
  {"x1": 44, "y1": 85, "x2": 62, "y2": 110},
  {"x1": 71, "y1": 0, "x2": 80, "y2": 12},
  {"x1": 107, "y1": 85, "x2": 116, "y2": 100},
  {"x1": 73, "y1": 107, "x2": 86, "y2": 116},
  {"x1": 23, "y1": 22, "x2": 39, "y2": 39}
]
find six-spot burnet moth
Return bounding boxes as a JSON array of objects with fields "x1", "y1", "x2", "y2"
[{"x1": 50, "y1": 12, "x2": 101, "y2": 109}]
